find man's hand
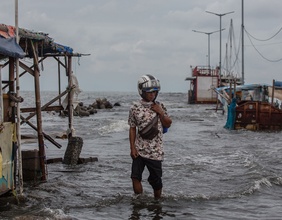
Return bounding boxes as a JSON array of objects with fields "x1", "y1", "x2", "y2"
[
  {"x1": 151, "y1": 102, "x2": 164, "y2": 115},
  {"x1": 130, "y1": 147, "x2": 139, "y2": 159}
]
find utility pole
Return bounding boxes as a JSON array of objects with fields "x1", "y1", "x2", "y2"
[
  {"x1": 192, "y1": 29, "x2": 224, "y2": 72},
  {"x1": 241, "y1": 0, "x2": 245, "y2": 84},
  {"x1": 206, "y1": 10, "x2": 234, "y2": 81}
]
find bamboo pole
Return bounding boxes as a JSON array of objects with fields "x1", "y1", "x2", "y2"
[
  {"x1": 8, "y1": 58, "x2": 15, "y2": 107},
  {"x1": 21, "y1": 87, "x2": 71, "y2": 123},
  {"x1": 2, "y1": 57, "x2": 47, "y2": 91},
  {"x1": 67, "y1": 55, "x2": 74, "y2": 138},
  {"x1": 0, "y1": 65, "x2": 3, "y2": 123},
  {"x1": 20, "y1": 116, "x2": 62, "y2": 149},
  {"x1": 31, "y1": 40, "x2": 47, "y2": 181},
  {"x1": 15, "y1": 0, "x2": 24, "y2": 195},
  {"x1": 58, "y1": 57, "x2": 62, "y2": 106}
]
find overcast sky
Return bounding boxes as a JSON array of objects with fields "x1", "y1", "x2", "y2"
[{"x1": 1, "y1": 0, "x2": 282, "y2": 93}]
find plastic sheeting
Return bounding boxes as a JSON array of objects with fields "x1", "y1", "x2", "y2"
[
  {"x1": 0, "y1": 36, "x2": 25, "y2": 58},
  {"x1": 53, "y1": 42, "x2": 73, "y2": 54},
  {"x1": 224, "y1": 98, "x2": 237, "y2": 130},
  {"x1": 274, "y1": 81, "x2": 282, "y2": 87}
]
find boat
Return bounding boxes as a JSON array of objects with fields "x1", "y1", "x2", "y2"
[{"x1": 215, "y1": 81, "x2": 282, "y2": 131}]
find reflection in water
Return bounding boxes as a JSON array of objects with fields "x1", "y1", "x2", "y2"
[
  {"x1": 129, "y1": 196, "x2": 173, "y2": 220},
  {"x1": 130, "y1": 198, "x2": 162, "y2": 220}
]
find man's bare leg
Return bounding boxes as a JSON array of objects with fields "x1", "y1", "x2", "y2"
[
  {"x1": 154, "y1": 189, "x2": 162, "y2": 199},
  {"x1": 132, "y1": 178, "x2": 143, "y2": 195}
]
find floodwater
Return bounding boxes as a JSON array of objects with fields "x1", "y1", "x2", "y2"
[{"x1": 1, "y1": 91, "x2": 282, "y2": 220}]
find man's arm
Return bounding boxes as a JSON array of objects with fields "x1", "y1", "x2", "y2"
[
  {"x1": 129, "y1": 126, "x2": 138, "y2": 159},
  {"x1": 151, "y1": 103, "x2": 172, "y2": 128},
  {"x1": 159, "y1": 112, "x2": 172, "y2": 128}
]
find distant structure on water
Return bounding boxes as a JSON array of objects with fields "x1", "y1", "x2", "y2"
[{"x1": 185, "y1": 65, "x2": 242, "y2": 104}]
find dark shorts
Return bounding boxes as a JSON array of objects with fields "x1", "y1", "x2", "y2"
[{"x1": 131, "y1": 156, "x2": 163, "y2": 190}]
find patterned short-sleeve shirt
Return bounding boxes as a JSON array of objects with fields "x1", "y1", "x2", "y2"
[{"x1": 128, "y1": 100, "x2": 168, "y2": 161}]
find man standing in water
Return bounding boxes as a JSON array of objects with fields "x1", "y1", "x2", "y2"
[{"x1": 128, "y1": 74, "x2": 172, "y2": 199}]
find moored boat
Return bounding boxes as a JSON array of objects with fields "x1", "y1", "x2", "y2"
[{"x1": 215, "y1": 81, "x2": 282, "y2": 131}]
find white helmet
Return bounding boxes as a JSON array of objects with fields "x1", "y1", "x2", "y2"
[{"x1": 137, "y1": 74, "x2": 161, "y2": 99}]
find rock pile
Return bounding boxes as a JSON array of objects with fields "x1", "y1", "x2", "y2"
[{"x1": 63, "y1": 98, "x2": 120, "y2": 117}]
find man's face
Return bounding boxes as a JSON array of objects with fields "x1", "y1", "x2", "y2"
[{"x1": 144, "y1": 91, "x2": 157, "y2": 102}]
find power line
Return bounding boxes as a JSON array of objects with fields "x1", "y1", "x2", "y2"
[
  {"x1": 245, "y1": 27, "x2": 282, "y2": 41},
  {"x1": 245, "y1": 29, "x2": 282, "y2": 62}
]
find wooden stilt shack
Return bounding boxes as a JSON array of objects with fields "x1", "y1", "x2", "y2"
[{"x1": 0, "y1": 24, "x2": 87, "y2": 195}]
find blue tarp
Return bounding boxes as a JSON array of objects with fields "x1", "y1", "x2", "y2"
[
  {"x1": 53, "y1": 42, "x2": 73, "y2": 54},
  {"x1": 39, "y1": 41, "x2": 73, "y2": 55},
  {"x1": 0, "y1": 36, "x2": 25, "y2": 58},
  {"x1": 224, "y1": 98, "x2": 237, "y2": 130},
  {"x1": 274, "y1": 81, "x2": 282, "y2": 88}
]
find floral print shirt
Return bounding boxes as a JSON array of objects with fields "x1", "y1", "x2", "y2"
[{"x1": 128, "y1": 100, "x2": 168, "y2": 161}]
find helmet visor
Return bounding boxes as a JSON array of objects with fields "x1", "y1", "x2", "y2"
[{"x1": 143, "y1": 87, "x2": 159, "y2": 93}]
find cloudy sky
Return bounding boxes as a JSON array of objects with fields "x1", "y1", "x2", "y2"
[{"x1": 1, "y1": 0, "x2": 282, "y2": 92}]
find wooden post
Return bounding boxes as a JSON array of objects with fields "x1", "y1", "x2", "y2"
[
  {"x1": 271, "y1": 79, "x2": 275, "y2": 105},
  {"x1": 32, "y1": 41, "x2": 47, "y2": 181},
  {"x1": 63, "y1": 55, "x2": 85, "y2": 165},
  {"x1": 8, "y1": 58, "x2": 15, "y2": 93},
  {"x1": 229, "y1": 81, "x2": 232, "y2": 100},
  {"x1": 0, "y1": 65, "x2": 3, "y2": 123},
  {"x1": 8, "y1": 58, "x2": 15, "y2": 123},
  {"x1": 67, "y1": 55, "x2": 74, "y2": 138},
  {"x1": 57, "y1": 57, "x2": 62, "y2": 106},
  {"x1": 15, "y1": 0, "x2": 23, "y2": 194}
]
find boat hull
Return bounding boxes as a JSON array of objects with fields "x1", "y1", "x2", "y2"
[{"x1": 234, "y1": 101, "x2": 282, "y2": 131}]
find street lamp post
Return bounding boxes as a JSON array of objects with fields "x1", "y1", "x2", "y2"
[
  {"x1": 206, "y1": 11, "x2": 234, "y2": 80},
  {"x1": 192, "y1": 29, "x2": 224, "y2": 72}
]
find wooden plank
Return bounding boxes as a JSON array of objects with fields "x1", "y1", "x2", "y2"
[{"x1": 21, "y1": 105, "x2": 63, "y2": 113}]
